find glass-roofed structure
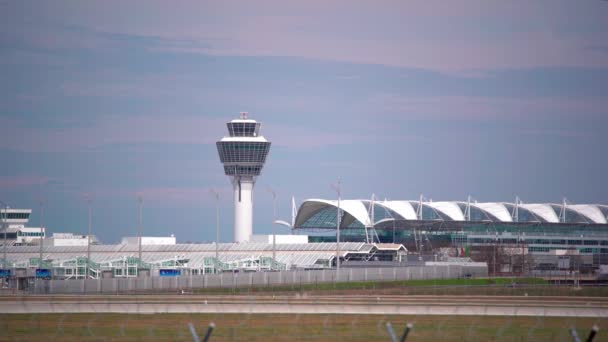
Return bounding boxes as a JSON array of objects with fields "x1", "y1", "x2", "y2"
[
  {"x1": 294, "y1": 198, "x2": 608, "y2": 272},
  {"x1": 0, "y1": 242, "x2": 407, "y2": 279}
]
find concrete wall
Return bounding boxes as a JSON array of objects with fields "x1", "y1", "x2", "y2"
[{"x1": 29, "y1": 264, "x2": 487, "y2": 294}]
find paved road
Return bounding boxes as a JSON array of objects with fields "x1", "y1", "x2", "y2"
[{"x1": 1, "y1": 295, "x2": 607, "y2": 317}]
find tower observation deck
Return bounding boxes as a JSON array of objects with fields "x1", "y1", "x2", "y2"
[{"x1": 216, "y1": 112, "x2": 271, "y2": 242}]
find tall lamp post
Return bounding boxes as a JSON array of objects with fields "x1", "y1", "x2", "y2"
[
  {"x1": 209, "y1": 189, "x2": 220, "y2": 273},
  {"x1": 137, "y1": 195, "x2": 143, "y2": 272},
  {"x1": 0, "y1": 200, "x2": 8, "y2": 270},
  {"x1": 39, "y1": 200, "x2": 44, "y2": 269},
  {"x1": 266, "y1": 187, "x2": 277, "y2": 268},
  {"x1": 85, "y1": 194, "x2": 92, "y2": 279},
  {"x1": 330, "y1": 180, "x2": 341, "y2": 273}
]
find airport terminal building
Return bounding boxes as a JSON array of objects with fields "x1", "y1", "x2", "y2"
[{"x1": 293, "y1": 199, "x2": 608, "y2": 273}]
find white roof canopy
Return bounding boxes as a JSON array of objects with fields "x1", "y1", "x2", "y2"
[{"x1": 294, "y1": 199, "x2": 608, "y2": 228}]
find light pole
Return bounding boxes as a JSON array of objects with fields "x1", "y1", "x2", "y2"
[
  {"x1": 137, "y1": 195, "x2": 143, "y2": 272},
  {"x1": 209, "y1": 189, "x2": 220, "y2": 273},
  {"x1": 39, "y1": 200, "x2": 44, "y2": 269},
  {"x1": 85, "y1": 194, "x2": 92, "y2": 279},
  {"x1": 330, "y1": 180, "x2": 341, "y2": 273},
  {"x1": 266, "y1": 187, "x2": 277, "y2": 269},
  {"x1": 0, "y1": 200, "x2": 8, "y2": 270}
]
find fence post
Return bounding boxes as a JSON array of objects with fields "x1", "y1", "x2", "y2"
[{"x1": 365, "y1": 268, "x2": 368, "y2": 281}]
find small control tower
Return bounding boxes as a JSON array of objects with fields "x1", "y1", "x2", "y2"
[{"x1": 216, "y1": 112, "x2": 271, "y2": 242}]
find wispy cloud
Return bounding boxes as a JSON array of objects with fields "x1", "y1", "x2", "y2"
[
  {"x1": 0, "y1": 176, "x2": 52, "y2": 188},
  {"x1": 6, "y1": 1, "x2": 608, "y2": 72},
  {"x1": 366, "y1": 95, "x2": 608, "y2": 121},
  {"x1": 0, "y1": 115, "x2": 224, "y2": 152}
]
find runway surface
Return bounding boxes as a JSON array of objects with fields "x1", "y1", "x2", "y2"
[{"x1": 2, "y1": 295, "x2": 607, "y2": 317}]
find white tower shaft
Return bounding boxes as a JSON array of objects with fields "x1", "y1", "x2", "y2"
[{"x1": 232, "y1": 177, "x2": 254, "y2": 243}]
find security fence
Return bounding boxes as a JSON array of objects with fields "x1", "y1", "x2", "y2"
[{"x1": 28, "y1": 264, "x2": 487, "y2": 294}]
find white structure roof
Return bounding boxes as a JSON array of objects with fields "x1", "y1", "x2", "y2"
[
  {"x1": 567, "y1": 205, "x2": 608, "y2": 224},
  {"x1": 294, "y1": 199, "x2": 608, "y2": 228},
  {"x1": 377, "y1": 201, "x2": 418, "y2": 220},
  {"x1": 471, "y1": 202, "x2": 513, "y2": 222},
  {"x1": 424, "y1": 201, "x2": 465, "y2": 221},
  {"x1": 2, "y1": 242, "x2": 400, "y2": 270},
  {"x1": 519, "y1": 204, "x2": 560, "y2": 223},
  {"x1": 295, "y1": 199, "x2": 371, "y2": 228}
]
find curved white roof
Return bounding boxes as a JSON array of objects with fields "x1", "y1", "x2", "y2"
[
  {"x1": 519, "y1": 204, "x2": 559, "y2": 223},
  {"x1": 297, "y1": 199, "x2": 371, "y2": 227},
  {"x1": 425, "y1": 201, "x2": 465, "y2": 221},
  {"x1": 294, "y1": 199, "x2": 608, "y2": 228},
  {"x1": 340, "y1": 200, "x2": 372, "y2": 226},
  {"x1": 471, "y1": 202, "x2": 513, "y2": 222},
  {"x1": 377, "y1": 201, "x2": 418, "y2": 220},
  {"x1": 567, "y1": 205, "x2": 607, "y2": 224}
]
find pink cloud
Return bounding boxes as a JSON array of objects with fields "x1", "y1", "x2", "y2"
[{"x1": 9, "y1": 0, "x2": 608, "y2": 72}]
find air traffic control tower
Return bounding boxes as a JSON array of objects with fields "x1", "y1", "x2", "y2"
[{"x1": 217, "y1": 112, "x2": 271, "y2": 243}]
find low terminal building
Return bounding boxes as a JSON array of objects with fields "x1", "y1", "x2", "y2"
[
  {"x1": 0, "y1": 208, "x2": 44, "y2": 245},
  {"x1": 121, "y1": 235, "x2": 177, "y2": 246},
  {"x1": 43, "y1": 233, "x2": 99, "y2": 247},
  {"x1": 250, "y1": 234, "x2": 308, "y2": 244},
  {"x1": 0, "y1": 241, "x2": 408, "y2": 279}
]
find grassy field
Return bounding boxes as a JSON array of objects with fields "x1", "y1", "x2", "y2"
[
  {"x1": 0, "y1": 313, "x2": 605, "y2": 341},
  {"x1": 185, "y1": 277, "x2": 608, "y2": 297}
]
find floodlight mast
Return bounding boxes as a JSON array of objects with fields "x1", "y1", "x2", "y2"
[
  {"x1": 330, "y1": 180, "x2": 341, "y2": 273},
  {"x1": 266, "y1": 187, "x2": 277, "y2": 267},
  {"x1": 216, "y1": 112, "x2": 271, "y2": 243},
  {"x1": 85, "y1": 193, "x2": 92, "y2": 279},
  {"x1": 39, "y1": 200, "x2": 44, "y2": 269},
  {"x1": 0, "y1": 200, "x2": 8, "y2": 269},
  {"x1": 137, "y1": 195, "x2": 143, "y2": 270},
  {"x1": 209, "y1": 189, "x2": 220, "y2": 272}
]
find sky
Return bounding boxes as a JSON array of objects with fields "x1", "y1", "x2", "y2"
[{"x1": 1, "y1": 0, "x2": 607, "y2": 243}]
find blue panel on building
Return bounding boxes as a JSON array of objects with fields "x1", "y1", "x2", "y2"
[
  {"x1": 0, "y1": 269, "x2": 10, "y2": 277},
  {"x1": 159, "y1": 269, "x2": 180, "y2": 277},
  {"x1": 35, "y1": 269, "x2": 51, "y2": 278}
]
